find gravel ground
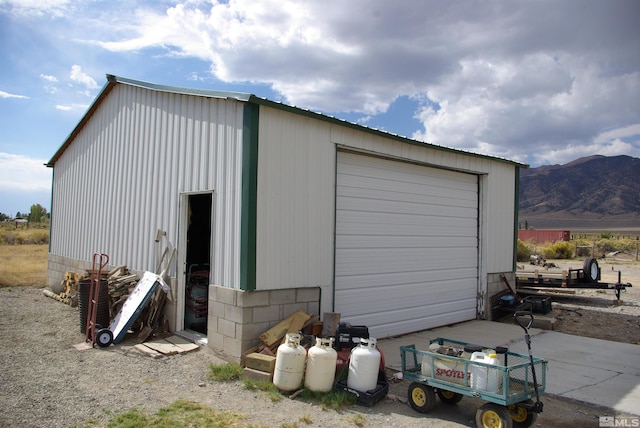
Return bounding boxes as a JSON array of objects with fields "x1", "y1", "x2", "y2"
[{"x1": 0, "y1": 258, "x2": 638, "y2": 428}]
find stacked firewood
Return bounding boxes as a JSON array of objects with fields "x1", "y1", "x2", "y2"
[
  {"x1": 106, "y1": 266, "x2": 139, "y2": 318},
  {"x1": 42, "y1": 271, "x2": 82, "y2": 306}
]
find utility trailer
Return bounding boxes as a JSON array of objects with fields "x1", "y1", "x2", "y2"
[{"x1": 516, "y1": 257, "x2": 632, "y2": 300}]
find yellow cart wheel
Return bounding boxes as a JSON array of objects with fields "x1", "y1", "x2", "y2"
[
  {"x1": 437, "y1": 389, "x2": 464, "y2": 405},
  {"x1": 508, "y1": 400, "x2": 538, "y2": 428},
  {"x1": 407, "y1": 382, "x2": 436, "y2": 413},
  {"x1": 476, "y1": 402, "x2": 513, "y2": 428}
]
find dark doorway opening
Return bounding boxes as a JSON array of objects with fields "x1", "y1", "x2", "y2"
[{"x1": 184, "y1": 193, "x2": 211, "y2": 334}]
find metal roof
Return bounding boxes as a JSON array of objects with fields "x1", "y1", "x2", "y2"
[{"x1": 46, "y1": 74, "x2": 528, "y2": 168}]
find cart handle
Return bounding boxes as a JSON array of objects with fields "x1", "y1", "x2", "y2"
[{"x1": 514, "y1": 311, "x2": 534, "y2": 330}]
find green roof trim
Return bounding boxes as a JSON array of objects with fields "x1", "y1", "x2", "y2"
[{"x1": 106, "y1": 74, "x2": 253, "y2": 102}]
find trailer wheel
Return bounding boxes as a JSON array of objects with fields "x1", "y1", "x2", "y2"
[
  {"x1": 96, "y1": 328, "x2": 113, "y2": 347},
  {"x1": 583, "y1": 258, "x2": 599, "y2": 283},
  {"x1": 408, "y1": 382, "x2": 436, "y2": 413},
  {"x1": 476, "y1": 403, "x2": 513, "y2": 428},
  {"x1": 437, "y1": 389, "x2": 463, "y2": 405},
  {"x1": 508, "y1": 399, "x2": 538, "y2": 427}
]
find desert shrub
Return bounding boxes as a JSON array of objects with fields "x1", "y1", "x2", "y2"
[
  {"x1": 540, "y1": 241, "x2": 574, "y2": 259},
  {"x1": 596, "y1": 238, "x2": 618, "y2": 253},
  {"x1": 24, "y1": 230, "x2": 49, "y2": 245},
  {"x1": 516, "y1": 239, "x2": 533, "y2": 262},
  {"x1": 573, "y1": 236, "x2": 638, "y2": 256},
  {"x1": 575, "y1": 245, "x2": 593, "y2": 257},
  {"x1": 0, "y1": 225, "x2": 49, "y2": 246}
]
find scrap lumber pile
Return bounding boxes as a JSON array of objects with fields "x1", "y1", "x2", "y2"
[
  {"x1": 105, "y1": 265, "x2": 140, "y2": 318},
  {"x1": 241, "y1": 310, "x2": 320, "y2": 381}
]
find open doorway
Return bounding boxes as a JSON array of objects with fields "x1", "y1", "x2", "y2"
[{"x1": 184, "y1": 193, "x2": 212, "y2": 334}]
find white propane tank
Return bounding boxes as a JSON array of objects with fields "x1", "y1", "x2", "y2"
[
  {"x1": 273, "y1": 333, "x2": 307, "y2": 392},
  {"x1": 470, "y1": 351, "x2": 501, "y2": 392},
  {"x1": 347, "y1": 337, "x2": 381, "y2": 392},
  {"x1": 304, "y1": 337, "x2": 338, "y2": 392}
]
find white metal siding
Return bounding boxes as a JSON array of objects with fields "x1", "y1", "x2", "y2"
[
  {"x1": 255, "y1": 107, "x2": 336, "y2": 302},
  {"x1": 335, "y1": 151, "x2": 478, "y2": 338},
  {"x1": 50, "y1": 84, "x2": 245, "y2": 287}
]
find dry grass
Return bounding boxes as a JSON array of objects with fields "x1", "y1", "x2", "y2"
[{"x1": 0, "y1": 244, "x2": 48, "y2": 287}]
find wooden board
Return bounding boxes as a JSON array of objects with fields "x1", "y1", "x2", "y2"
[
  {"x1": 286, "y1": 311, "x2": 311, "y2": 334},
  {"x1": 140, "y1": 337, "x2": 200, "y2": 356},
  {"x1": 245, "y1": 353, "x2": 276, "y2": 374},
  {"x1": 321, "y1": 312, "x2": 340, "y2": 337},
  {"x1": 165, "y1": 335, "x2": 200, "y2": 352},
  {"x1": 143, "y1": 340, "x2": 181, "y2": 355},
  {"x1": 259, "y1": 310, "x2": 311, "y2": 347},
  {"x1": 134, "y1": 344, "x2": 164, "y2": 359},
  {"x1": 243, "y1": 367, "x2": 272, "y2": 382}
]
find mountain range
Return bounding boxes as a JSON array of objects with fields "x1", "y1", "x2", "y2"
[{"x1": 518, "y1": 155, "x2": 640, "y2": 230}]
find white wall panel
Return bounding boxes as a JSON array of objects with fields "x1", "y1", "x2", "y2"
[
  {"x1": 254, "y1": 107, "x2": 336, "y2": 311},
  {"x1": 50, "y1": 84, "x2": 244, "y2": 287}
]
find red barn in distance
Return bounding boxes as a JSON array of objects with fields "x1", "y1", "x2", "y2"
[{"x1": 518, "y1": 229, "x2": 571, "y2": 243}]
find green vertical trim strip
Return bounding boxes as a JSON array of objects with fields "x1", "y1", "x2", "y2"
[
  {"x1": 48, "y1": 167, "x2": 54, "y2": 254},
  {"x1": 332, "y1": 148, "x2": 338, "y2": 311},
  {"x1": 240, "y1": 103, "x2": 259, "y2": 291},
  {"x1": 513, "y1": 166, "x2": 521, "y2": 270}
]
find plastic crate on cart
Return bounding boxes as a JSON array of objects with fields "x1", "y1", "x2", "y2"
[{"x1": 335, "y1": 370, "x2": 388, "y2": 407}]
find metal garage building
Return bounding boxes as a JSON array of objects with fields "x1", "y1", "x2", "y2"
[{"x1": 46, "y1": 75, "x2": 524, "y2": 361}]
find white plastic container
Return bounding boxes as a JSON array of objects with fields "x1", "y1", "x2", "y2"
[
  {"x1": 273, "y1": 333, "x2": 307, "y2": 392},
  {"x1": 347, "y1": 337, "x2": 381, "y2": 392},
  {"x1": 470, "y1": 352, "x2": 500, "y2": 393},
  {"x1": 486, "y1": 353, "x2": 501, "y2": 393},
  {"x1": 305, "y1": 337, "x2": 337, "y2": 392}
]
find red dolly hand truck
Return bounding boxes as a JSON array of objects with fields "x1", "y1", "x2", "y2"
[{"x1": 84, "y1": 253, "x2": 109, "y2": 347}]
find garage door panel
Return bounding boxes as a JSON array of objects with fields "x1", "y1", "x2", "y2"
[
  {"x1": 337, "y1": 235, "x2": 477, "y2": 250},
  {"x1": 337, "y1": 209, "x2": 477, "y2": 228},
  {"x1": 337, "y1": 187, "x2": 477, "y2": 210},
  {"x1": 336, "y1": 221, "x2": 479, "y2": 239},
  {"x1": 334, "y1": 267, "x2": 479, "y2": 290},
  {"x1": 336, "y1": 248, "x2": 477, "y2": 275},
  {"x1": 337, "y1": 279, "x2": 477, "y2": 313},
  {"x1": 339, "y1": 160, "x2": 477, "y2": 190},
  {"x1": 335, "y1": 152, "x2": 478, "y2": 338},
  {"x1": 344, "y1": 303, "x2": 477, "y2": 339}
]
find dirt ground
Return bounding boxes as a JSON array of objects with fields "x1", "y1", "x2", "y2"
[
  {"x1": 512, "y1": 257, "x2": 640, "y2": 345},
  {"x1": 0, "y1": 257, "x2": 638, "y2": 428}
]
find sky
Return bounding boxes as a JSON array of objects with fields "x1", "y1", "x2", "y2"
[{"x1": 1, "y1": 0, "x2": 639, "y2": 217}]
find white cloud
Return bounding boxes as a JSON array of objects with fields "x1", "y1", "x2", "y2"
[
  {"x1": 69, "y1": 65, "x2": 98, "y2": 90},
  {"x1": 40, "y1": 74, "x2": 58, "y2": 82},
  {"x1": 0, "y1": 153, "x2": 51, "y2": 191},
  {"x1": 3, "y1": 0, "x2": 640, "y2": 167},
  {"x1": 0, "y1": 0, "x2": 72, "y2": 17},
  {"x1": 594, "y1": 124, "x2": 640, "y2": 145},
  {"x1": 0, "y1": 90, "x2": 28, "y2": 99},
  {"x1": 55, "y1": 103, "x2": 89, "y2": 112}
]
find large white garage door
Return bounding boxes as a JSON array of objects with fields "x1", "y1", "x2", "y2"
[{"x1": 335, "y1": 152, "x2": 479, "y2": 338}]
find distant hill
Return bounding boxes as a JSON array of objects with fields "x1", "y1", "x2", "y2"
[{"x1": 518, "y1": 155, "x2": 640, "y2": 230}]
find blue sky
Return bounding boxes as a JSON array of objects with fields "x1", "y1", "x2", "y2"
[{"x1": 1, "y1": 0, "x2": 639, "y2": 217}]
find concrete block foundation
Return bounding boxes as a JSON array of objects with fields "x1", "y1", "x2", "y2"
[{"x1": 207, "y1": 285, "x2": 321, "y2": 362}]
